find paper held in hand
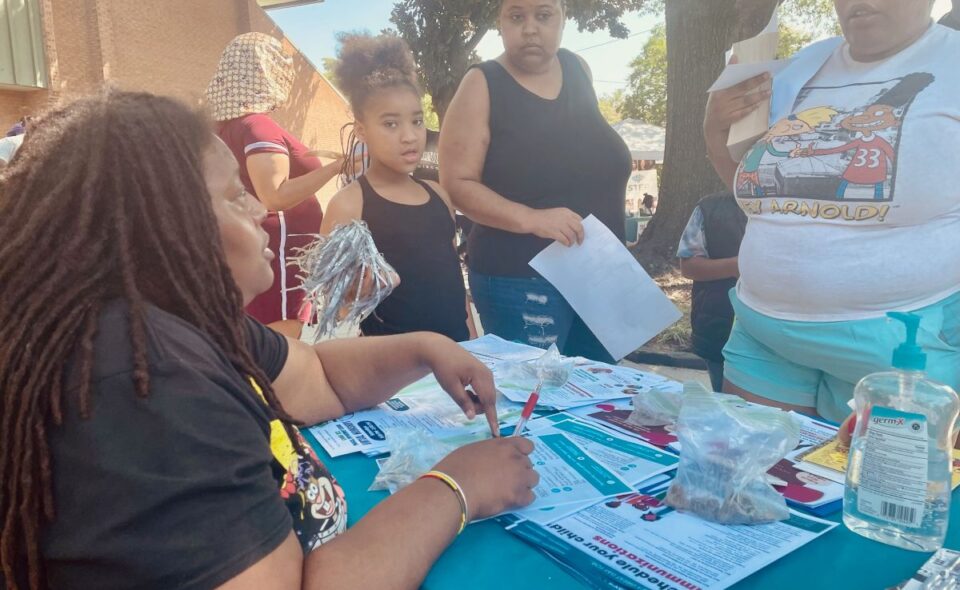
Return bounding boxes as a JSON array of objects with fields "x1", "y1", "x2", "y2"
[
  {"x1": 528, "y1": 215, "x2": 681, "y2": 361},
  {"x1": 724, "y1": 10, "x2": 780, "y2": 162}
]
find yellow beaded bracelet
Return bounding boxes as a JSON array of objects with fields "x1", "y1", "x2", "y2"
[{"x1": 420, "y1": 470, "x2": 469, "y2": 534}]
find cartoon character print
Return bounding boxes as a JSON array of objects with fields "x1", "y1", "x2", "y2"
[
  {"x1": 249, "y1": 378, "x2": 348, "y2": 552},
  {"x1": 736, "y1": 72, "x2": 934, "y2": 203},
  {"x1": 278, "y1": 435, "x2": 347, "y2": 551},
  {"x1": 737, "y1": 107, "x2": 838, "y2": 196}
]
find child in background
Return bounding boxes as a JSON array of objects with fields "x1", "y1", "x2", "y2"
[
  {"x1": 677, "y1": 192, "x2": 746, "y2": 391},
  {"x1": 320, "y1": 34, "x2": 470, "y2": 341}
]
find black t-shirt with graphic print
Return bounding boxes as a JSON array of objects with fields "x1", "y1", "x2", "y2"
[{"x1": 33, "y1": 300, "x2": 346, "y2": 590}]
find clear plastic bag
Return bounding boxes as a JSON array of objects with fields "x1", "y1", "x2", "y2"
[
  {"x1": 665, "y1": 382, "x2": 800, "y2": 524},
  {"x1": 497, "y1": 344, "x2": 573, "y2": 391},
  {"x1": 369, "y1": 429, "x2": 456, "y2": 493},
  {"x1": 627, "y1": 382, "x2": 741, "y2": 427},
  {"x1": 627, "y1": 387, "x2": 684, "y2": 426}
]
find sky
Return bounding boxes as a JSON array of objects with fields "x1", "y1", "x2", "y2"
[
  {"x1": 269, "y1": 0, "x2": 658, "y2": 97},
  {"x1": 270, "y1": 0, "x2": 954, "y2": 98}
]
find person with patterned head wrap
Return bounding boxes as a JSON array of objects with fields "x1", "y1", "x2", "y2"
[{"x1": 207, "y1": 33, "x2": 345, "y2": 337}]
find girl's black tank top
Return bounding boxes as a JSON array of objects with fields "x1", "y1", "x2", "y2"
[{"x1": 359, "y1": 176, "x2": 468, "y2": 341}]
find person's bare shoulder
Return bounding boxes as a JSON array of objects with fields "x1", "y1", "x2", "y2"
[{"x1": 321, "y1": 181, "x2": 363, "y2": 233}]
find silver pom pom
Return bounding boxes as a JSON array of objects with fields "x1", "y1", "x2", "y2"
[{"x1": 294, "y1": 220, "x2": 397, "y2": 342}]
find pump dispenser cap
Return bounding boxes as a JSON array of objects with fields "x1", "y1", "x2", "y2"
[{"x1": 888, "y1": 312, "x2": 927, "y2": 371}]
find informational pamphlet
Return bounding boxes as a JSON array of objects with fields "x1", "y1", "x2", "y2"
[
  {"x1": 515, "y1": 417, "x2": 679, "y2": 524},
  {"x1": 767, "y1": 413, "x2": 845, "y2": 513},
  {"x1": 523, "y1": 432, "x2": 634, "y2": 512},
  {"x1": 567, "y1": 397, "x2": 682, "y2": 449},
  {"x1": 510, "y1": 472, "x2": 838, "y2": 590},
  {"x1": 308, "y1": 375, "x2": 522, "y2": 457},
  {"x1": 496, "y1": 358, "x2": 670, "y2": 410}
]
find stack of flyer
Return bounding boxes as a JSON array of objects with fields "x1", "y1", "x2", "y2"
[{"x1": 506, "y1": 470, "x2": 838, "y2": 590}]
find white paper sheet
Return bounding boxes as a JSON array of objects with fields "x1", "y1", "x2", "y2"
[
  {"x1": 528, "y1": 215, "x2": 681, "y2": 361},
  {"x1": 708, "y1": 58, "x2": 792, "y2": 92}
]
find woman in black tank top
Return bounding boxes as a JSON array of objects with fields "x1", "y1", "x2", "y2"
[
  {"x1": 320, "y1": 36, "x2": 470, "y2": 342},
  {"x1": 440, "y1": 0, "x2": 631, "y2": 362}
]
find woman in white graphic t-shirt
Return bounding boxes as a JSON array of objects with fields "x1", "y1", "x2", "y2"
[{"x1": 701, "y1": 0, "x2": 960, "y2": 427}]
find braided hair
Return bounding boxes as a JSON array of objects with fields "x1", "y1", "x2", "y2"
[{"x1": 0, "y1": 90, "x2": 295, "y2": 590}]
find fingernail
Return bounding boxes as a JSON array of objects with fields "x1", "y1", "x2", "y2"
[{"x1": 847, "y1": 416, "x2": 856, "y2": 435}]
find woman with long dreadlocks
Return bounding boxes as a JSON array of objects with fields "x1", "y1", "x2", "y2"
[
  {"x1": 0, "y1": 91, "x2": 537, "y2": 590},
  {"x1": 206, "y1": 33, "x2": 344, "y2": 338}
]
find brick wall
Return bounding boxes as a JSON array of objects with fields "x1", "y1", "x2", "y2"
[{"x1": 0, "y1": 0, "x2": 349, "y2": 203}]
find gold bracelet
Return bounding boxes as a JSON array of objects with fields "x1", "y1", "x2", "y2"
[{"x1": 420, "y1": 470, "x2": 469, "y2": 534}]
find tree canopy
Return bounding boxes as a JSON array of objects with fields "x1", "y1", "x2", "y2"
[
  {"x1": 390, "y1": 0, "x2": 652, "y2": 120},
  {"x1": 620, "y1": 1, "x2": 837, "y2": 128}
]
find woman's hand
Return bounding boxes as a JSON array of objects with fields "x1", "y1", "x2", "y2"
[
  {"x1": 418, "y1": 334, "x2": 501, "y2": 437},
  {"x1": 703, "y1": 59, "x2": 771, "y2": 187},
  {"x1": 703, "y1": 67, "x2": 772, "y2": 151},
  {"x1": 522, "y1": 207, "x2": 585, "y2": 247},
  {"x1": 433, "y1": 437, "x2": 538, "y2": 520},
  {"x1": 346, "y1": 267, "x2": 400, "y2": 303},
  {"x1": 837, "y1": 413, "x2": 856, "y2": 448},
  {"x1": 335, "y1": 268, "x2": 400, "y2": 321}
]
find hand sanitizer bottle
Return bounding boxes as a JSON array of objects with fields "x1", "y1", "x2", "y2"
[{"x1": 843, "y1": 312, "x2": 960, "y2": 551}]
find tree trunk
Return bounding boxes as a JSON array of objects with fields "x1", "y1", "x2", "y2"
[
  {"x1": 433, "y1": 82, "x2": 458, "y2": 126},
  {"x1": 633, "y1": 0, "x2": 778, "y2": 273}
]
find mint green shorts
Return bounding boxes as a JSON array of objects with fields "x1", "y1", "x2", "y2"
[{"x1": 723, "y1": 289, "x2": 960, "y2": 423}]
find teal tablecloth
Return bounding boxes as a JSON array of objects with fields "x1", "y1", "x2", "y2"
[{"x1": 304, "y1": 429, "x2": 959, "y2": 589}]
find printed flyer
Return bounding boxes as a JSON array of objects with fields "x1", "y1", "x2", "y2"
[{"x1": 510, "y1": 473, "x2": 838, "y2": 590}]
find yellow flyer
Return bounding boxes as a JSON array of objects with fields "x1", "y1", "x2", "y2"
[{"x1": 798, "y1": 442, "x2": 960, "y2": 489}]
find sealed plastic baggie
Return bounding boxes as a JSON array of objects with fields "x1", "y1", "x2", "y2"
[
  {"x1": 627, "y1": 383, "x2": 741, "y2": 427},
  {"x1": 369, "y1": 430, "x2": 457, "y2": 493},
  {"x1": 497, "y1": 344, "x2": 573, "y2": 393},
  {"x1": 665, "y1": 382, "x2": 800, "y2": 524},
  {"x1": 627, "y1": 387, "x2": 684, "y2": 426}
]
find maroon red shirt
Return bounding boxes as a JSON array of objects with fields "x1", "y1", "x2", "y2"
[{"x1": 218, "y1": 113, "x2": 324, "y2": 324}]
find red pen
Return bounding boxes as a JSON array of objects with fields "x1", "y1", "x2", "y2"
[{"x1": 512, "y1": 381, "x2": 543, "y2": 437}]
